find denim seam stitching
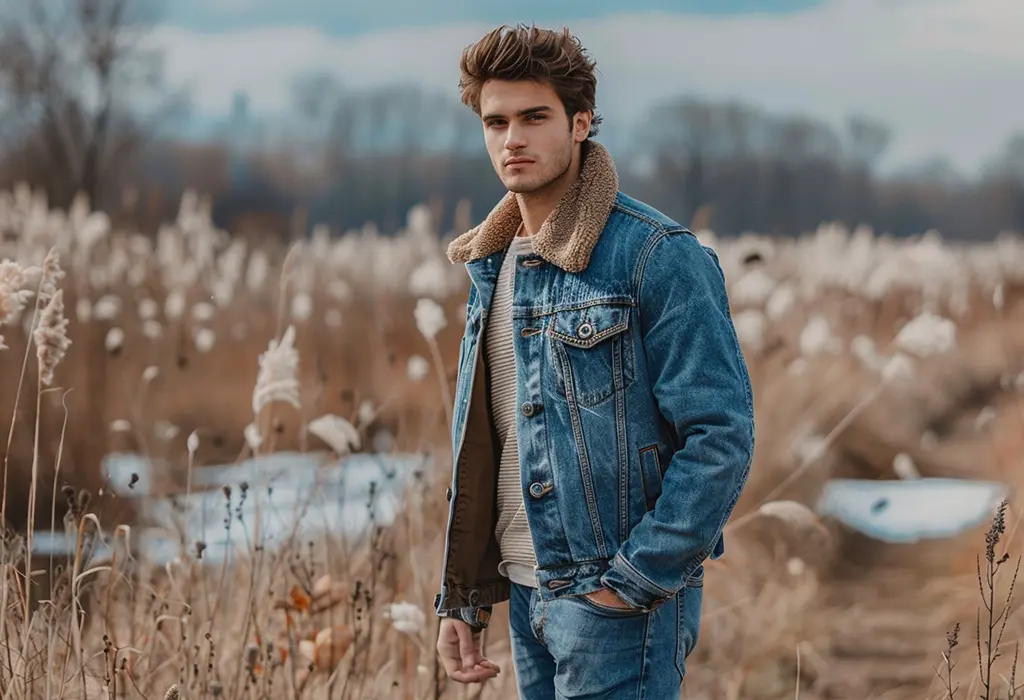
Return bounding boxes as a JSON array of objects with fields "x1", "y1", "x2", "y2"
[
  {"x1": 614, "y1": 551, "x2": 673, "y2": 597},
  {"x1": 552, "y1": 338, "x2": 608, "y2": 559},
  {"x1": 547, "y1": 318, "x2": 629, "y2": 348},
  {"x1": 527, "y1": 296, "x2": 635, "y2": 319},
  {"x1": 632, "y1": 226, "x2": 695, "y2": 342},
  {"x1": 674, "y1": 587, "x2": 685, "y2": 680},
  {"x1": 615, "y1": 337, "x2": 629, "y2": 544},
  {"x1": 638, "y1": 444, "x2": 661, "y2": 510},
  {"x1": 637, "y1": 608, "x2": 653, "y2": 700}
]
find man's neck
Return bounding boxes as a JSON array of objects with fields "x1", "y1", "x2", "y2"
[{"x1": 516, "y1": 146, "x2": 582, "y2": 237}]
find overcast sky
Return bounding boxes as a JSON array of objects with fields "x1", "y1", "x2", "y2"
[{"x1": 149, "y1": 0, "x2": 1024, "y2": 177}]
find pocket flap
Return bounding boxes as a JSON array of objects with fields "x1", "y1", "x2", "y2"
[{"x1": 546, "y1": 302, "x2": 630, "y2": 349}]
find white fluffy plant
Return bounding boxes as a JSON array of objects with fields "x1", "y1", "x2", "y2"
[
  {"x1": 414, "y1": 298, "x2": 453, "y2": 430},
  {"x1": 250, "y1": 324, "x2": 301, "y2": 451},
  {"x1": 306, "y1": 414, "x2": 361, "y2": 457},
  {"x1": 248, "y1": 324, "x2": 301, "y2": 550},
  {"x1": 0, "y1": 260, "x2": 37, "y2": 350}
]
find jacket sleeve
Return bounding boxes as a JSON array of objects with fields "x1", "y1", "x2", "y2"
[
  {"x1": 436, "y1": 603, "x2": 492, "y2": 630},
  {"x1": 599, "y1": 229, "x2": 755, "y2": 610}
]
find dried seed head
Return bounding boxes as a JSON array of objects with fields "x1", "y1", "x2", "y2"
[
  {"x1": 252, "y1": 325, "x2": 300, "y2": 415},
  {"x1": 244, "y1": 643, "x2": 259, "y2": 671},
  {"x1": 947, "y1": 621, "x2": 960, "y2": 650},
  {"x1": 0, "y1": 260, "x2": 36, "y2": 330},
  {"x1": 36, "y1": 248, "x2": 65, "y2": 308},
  {"x1": 986, "y1": 498, "x2": 1009, "y2": 563},
  {"x1": 34, "y1": 288, "x2": 71, "y2": 386}
]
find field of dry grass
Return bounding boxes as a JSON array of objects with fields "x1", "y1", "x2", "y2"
[{"x1": 3, "y1": 183, "x2": 1024, "y2": 699}]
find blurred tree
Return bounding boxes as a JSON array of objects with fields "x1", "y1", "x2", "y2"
[
  {"x1": 845, "y1": 115, "x2": 892, "y2": 169},
  {"x1": 0, "y1": 0, "x2": 186, "y2": 209},
  {"x1": 285, "y1": 76, "x2": 496, "y2": 236},
  {"x1": 842, "y1": 115, "x2": 891, "y2": 225},
  {"x1": 634, "y1": 95, "x2": 849, "y2": 235},
  {"x1": 977, "y1": 132, "x2": 1024, "y2": 236},
  {"x1": 987, "y1": 132, "x2": 1024, "y2": 184}
]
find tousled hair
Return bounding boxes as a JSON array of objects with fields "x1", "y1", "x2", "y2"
[{"x1": 458, "y1": 24, "x2": 602, "y2": 138}]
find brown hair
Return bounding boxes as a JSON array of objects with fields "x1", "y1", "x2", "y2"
[{"x1": 458, "y1": 24, "x2": 602, "y2": 138}]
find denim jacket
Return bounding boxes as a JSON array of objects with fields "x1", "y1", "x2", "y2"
[{"x1": 434, "y1": 139, "x2": 755, "y2": 625}]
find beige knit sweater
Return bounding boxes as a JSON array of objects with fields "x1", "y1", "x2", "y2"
[{"x1": 486, "y1": 232, "x2": 539, "y2": 588}]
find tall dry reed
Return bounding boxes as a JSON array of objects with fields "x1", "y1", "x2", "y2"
[{"x1": 1, "y1": 185, "x2": 1024, "y2": 698}]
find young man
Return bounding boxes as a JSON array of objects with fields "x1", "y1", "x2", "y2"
[{"x1": 434, "y1": 24, "x2": 755, "y2": 699}]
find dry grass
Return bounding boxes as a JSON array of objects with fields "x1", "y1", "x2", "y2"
[{"x1": 2, "y1": 186, "x2": 1024, "y2": 698}]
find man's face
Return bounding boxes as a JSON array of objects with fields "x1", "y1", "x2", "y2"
[{"x1": 479, "y1": 79, "x2": 591, "y2": 195}]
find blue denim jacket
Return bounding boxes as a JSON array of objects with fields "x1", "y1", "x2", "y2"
[{"x1": 434, "y1": 140, "x2": 754, "y2": 623}]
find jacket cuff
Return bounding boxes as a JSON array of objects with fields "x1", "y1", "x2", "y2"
[
  {"x1": 437, "y1": 604, "x2": 492, "y2": 630},
  {"x1": 599, "y1": 553, "x2": 674, "y2": 611}
]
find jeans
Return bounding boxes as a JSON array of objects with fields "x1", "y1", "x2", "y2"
[{"x1": 508, "y1": 582, "x2": 702, "y2": 699}]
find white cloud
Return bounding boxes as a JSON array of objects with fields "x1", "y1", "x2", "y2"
[{"x1": 150, "y1": 0, "x2": 1024, "y2": 174}]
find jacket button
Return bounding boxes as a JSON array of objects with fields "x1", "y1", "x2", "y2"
[
  {"x1": 528, "y1": 482, "x2": 550, "y2": 498},
  {"x1": 577, "y1": 322, "x2": 594, "y2": 340},
  {"x1": 521, "y1": 402, "x2": 535, "y2": 417},
  {"x1": 468, "y1": 589, "x2": 480, "y2": 605},
  {"x1": 445, "y1": 488, "x2": 452, "y2": 502}
]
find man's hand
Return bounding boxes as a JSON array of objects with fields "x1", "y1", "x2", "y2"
[
  {"x1": 584, "y1": 587, "x2": 636, "y2": 609},
  {"x1": 437, "y1": 618, "x2": 501, "y2": 684}
]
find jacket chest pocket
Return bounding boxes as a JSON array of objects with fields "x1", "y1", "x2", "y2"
[{"x1": 546, "y1": 301, "x2": 636, "y2": 407}]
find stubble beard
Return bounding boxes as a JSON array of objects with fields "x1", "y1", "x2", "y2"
[{"x1": 503, "y1": 139, "x2": 574, "y2": 197}]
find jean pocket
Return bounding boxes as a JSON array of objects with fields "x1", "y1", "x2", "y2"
[{"x1": 574, "y1": 593, "x2": 649, "y2": 619}]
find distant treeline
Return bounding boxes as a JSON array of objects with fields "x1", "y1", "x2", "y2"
[
  {"x1": 2, "y1": 0, "x2": 1021, "y2": 240},
  {"x1": 146, "y1": 86, "x2": 1024, "y2": 241},
  {"x1": 2, "y1": 60, "x2": 1023, "y2": 239}
]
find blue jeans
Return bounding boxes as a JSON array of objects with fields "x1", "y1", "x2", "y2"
[{"x1": 508, "y1": 582, "x2": 702, "y2": 699}]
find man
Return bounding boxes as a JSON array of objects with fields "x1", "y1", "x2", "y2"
[{"x1": 434, "y1": 23, "x2": 755, "y2": 699}]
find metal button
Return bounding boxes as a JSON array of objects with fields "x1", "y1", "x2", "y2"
[
  {"x1": 577, "y1": 322, "x2": 594, "y2": 339},
  {"x1": 521, "y1": 402, "x2": 535, "y2": 417},
  {"x1": 529, "y1": 482, "x2": 552, "y2": 498},
  {"x1": 468, "y1": 589, "x2": 480, "y2": 605}
]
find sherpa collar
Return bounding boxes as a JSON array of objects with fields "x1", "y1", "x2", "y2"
[{"x1": 445, "y1": 140, "x2": 619, "y2": 274}]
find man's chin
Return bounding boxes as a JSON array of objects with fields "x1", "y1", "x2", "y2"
[{"x1": 503, "y1": 177, "x2": 544, "y2": 195}]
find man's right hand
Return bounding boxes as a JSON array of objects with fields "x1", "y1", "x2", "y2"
[{"x1": 437, "y1": 618, "x2": 501, "y2": 683}]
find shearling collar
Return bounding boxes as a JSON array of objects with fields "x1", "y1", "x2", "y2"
[{"x1": 446, "y1": 140, "x2": 619, "y2": 274}]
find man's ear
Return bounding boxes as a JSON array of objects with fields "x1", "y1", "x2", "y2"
[{"x1": 573, "y1": 111, "x2": 593, "y2": 143}]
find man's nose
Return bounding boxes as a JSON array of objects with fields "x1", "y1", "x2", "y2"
[{"x1": 504, "y1": 123, "x2": 527, "y2": 151}]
